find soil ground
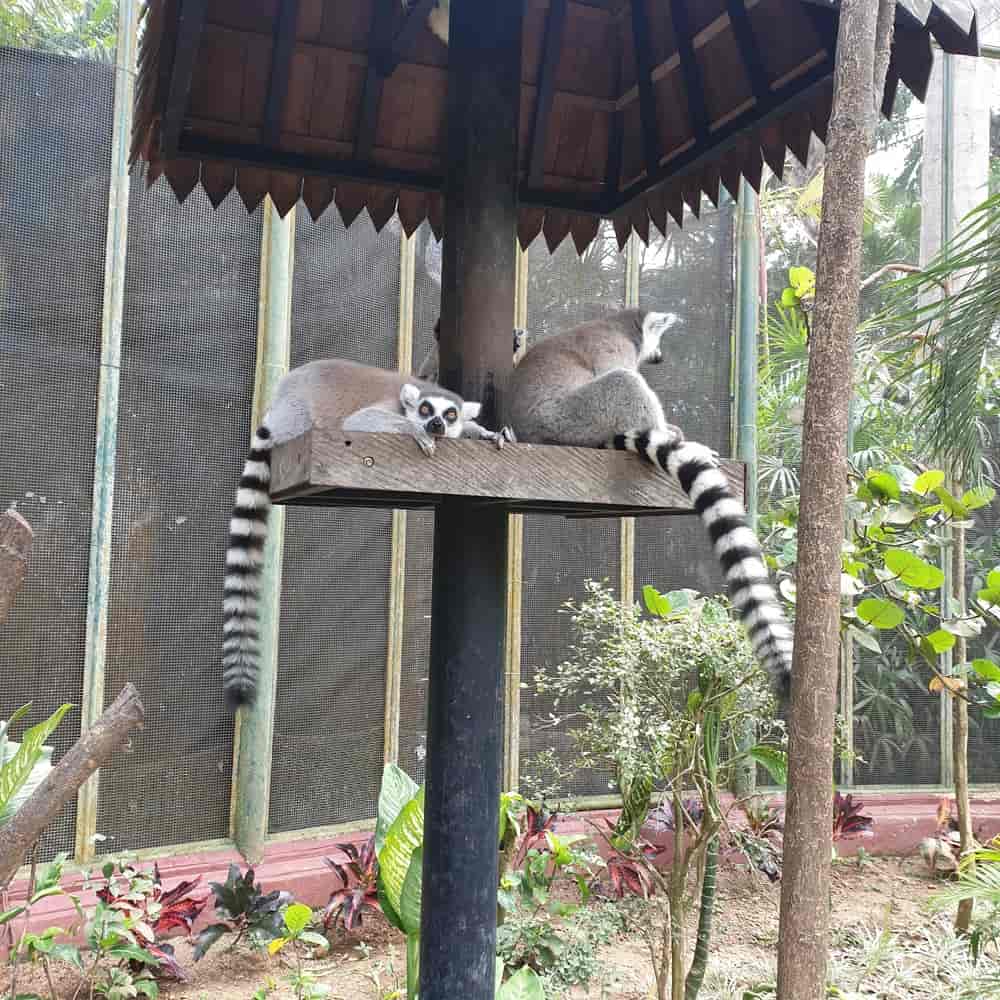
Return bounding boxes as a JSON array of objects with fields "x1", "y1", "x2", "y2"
[{"x1": 4, "y1": 855, "x2": 985, "y2": 1000}]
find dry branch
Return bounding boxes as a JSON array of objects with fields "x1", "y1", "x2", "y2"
[
  {"x1": 0, "y1": 509, "x2": 33, "y2": 627},
  {"x1": 0, "y1": 684, "x2": 145, "y2": 888}
]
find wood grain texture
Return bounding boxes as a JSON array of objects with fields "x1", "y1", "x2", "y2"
[{"x1": 269, "y1": 429, "x2": 745, "y2": 516}]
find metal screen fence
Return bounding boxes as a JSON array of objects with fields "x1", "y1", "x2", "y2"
[{"x1": 5, "y1": 34, "x2": 997, "y2": 867}]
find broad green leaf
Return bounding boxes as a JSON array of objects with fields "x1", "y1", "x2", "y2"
[
  {"x1": 883, "y1": 503, "x2": 917, "y2": 526},
  {"x1": 984, "y1": 705, "x2": 1000, "y2": 719},
  {"x1": 962, "y1": 486, "x2": 995, "y2": 510},
  {"x1": 976, "y1": 587, "x2": 1000, "y2": 606},
  {"x1": 933, "y1": 486, "x2": 968, "y2": 518},
  {"x1": 883, "y1": 551, "x2": 944, "y2": 590},
  {"x1": 780, "y1": 287, "x2": 798, "y2": 307},
  {"x1": 0, "y1": 703, "x2": 33, "y2": 745},
  {"x1": 665, "y1": 589, "x2": 697, "y2": 612},
  {"x1": 846, "y1": 625, "x2": 881, "y2": 655},
  {"x1": 866, "y1": 471, "x2": 900, "y2": 501},
  {"x1": 378, "y1": 787, "x2": 425, "y2": 922},
  {"x1": 789, "y1": 266, "x2": 815, "y2": 296},
  {"x1": 268, "y1": 936, "x2": 289, "y2": 955},
  {"x1": 399, "y1": 846, "x2": 423, "y2": 937},
  {"x1": 376, "y1": 764, "x2": 420, "y2": 856},
  {"x1": 283, "y1": 902, "x2": 312, "y2": 935},
  {"x1": 748, "y1": 746, "x2": 787, "y2": 786},
  {"x1": 987, "y1": 569, "x2": 1000, "y2": 591},
  {"x1": 498, "y1": 966, "x2": 546, "y2": 1000},
  {"x1": 50, "y1": 943, "x2": 84, "y2": 972},
  {"x1": 406, "y1": 932, "x2": 420, "y2": 1000},
  {"x1": 377, "y1": 876, "x2": 405, "y2": 934},
  {"x1": 913, "y1": 470, "x2": 945, "y2": 495},
  {"x1": 0, "y1": 704, "x2": 73, "y2": 819},
  {"x1": 642, "y1": 585, "x2": 672, "y2": 618},
  {"x1": 923, "y1": 630, "x2": 955, "y2": 654},
  {"x1": 971, "y1": 659, "x2": 1000, "y2": 683},
  {"x1": 856, "y1": 598, "x2": 905, "y2": 629}
]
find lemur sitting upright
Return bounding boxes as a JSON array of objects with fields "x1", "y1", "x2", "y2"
[
  {"x1": 416, "y1": 317, "x2": 528, "y2": 383},
  {"x1": 223, "y1": 358, "x2": 512, "y2": 707},
  {"x1": 509, "y1": 309, "x2": 794, "y2": 696}
]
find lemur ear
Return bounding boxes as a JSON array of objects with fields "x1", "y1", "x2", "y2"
[
  {"x1": 400, "y1": 384, "x2": 421, "y2": 408},
  {"x1": 461, "y1": 401, "x2": 482, "y2": 421}
]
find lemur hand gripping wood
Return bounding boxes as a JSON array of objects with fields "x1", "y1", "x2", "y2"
[
  {"x1": 509, "y1": 309, "x2": 794, "y2": 697},
  {"x1": 222, "y1": 358, "x2": 512, "y2": 707}
]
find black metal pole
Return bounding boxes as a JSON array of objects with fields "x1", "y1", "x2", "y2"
[{"x1": 420, "y1": 2, "x2": 522, "y2": 997}]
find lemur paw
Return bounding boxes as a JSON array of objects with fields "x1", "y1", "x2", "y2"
[
  {"x1": 416, "y1": 434, "x2": 436, "y2": 457},
  {"x1": 496, "y1": 426, "x2": 517, "y2": 449}
]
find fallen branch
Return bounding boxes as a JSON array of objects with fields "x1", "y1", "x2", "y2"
[
  {"x1": 0, "y1": 684, "x2": 145, "y2": 888},
  {"x1": 0, "y1": 509, "x2": 33, "y2": 628}
]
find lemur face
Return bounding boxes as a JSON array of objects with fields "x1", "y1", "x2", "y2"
[
  {"x1": 640, "y1": 311, "x2": 679, "y2": 365},
  {"x1": 400, "y1": 385, "x2": 482, "y2": 438}
]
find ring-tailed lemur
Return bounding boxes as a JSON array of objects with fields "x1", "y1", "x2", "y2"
[
  {"x1": 416, "y1": 316, "x2": 528, "y2": 383},
  {"x1": 508, "y1": 309, "x2": 794, "y2": 696},
  {"x1": 223, "y1": 358, "x2": 513, "y2": 707}
]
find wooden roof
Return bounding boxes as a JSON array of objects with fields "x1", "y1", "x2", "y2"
[{"x1": 132, "y1": 0, "x2": 979, "y2": 252}]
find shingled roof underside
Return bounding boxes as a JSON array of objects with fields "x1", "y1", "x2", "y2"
[{"x1": 131, "y1": 0, "x2": 978, "y2": 253}]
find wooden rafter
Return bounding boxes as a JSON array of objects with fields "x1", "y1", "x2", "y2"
[
  {"x1": 385, "y1": 0, "x2": 437, "y2": 76},
  {"x1": 528, "y1": 0, "x2": 568, "y2": 189},
  {"x1": 670, "y1": 0, "x2": 710, "y2": 143},
  {"x1": 262, "y1": 0, "x2": 301, "y2": 147},
  {"x1": 604, "y1": 20, "x2": 626, "y2": 195},
  {"x1": 160, "y1": 0, "x2": 207, "y2": 157},
  {"x1": 726, "y1": 0, "x2": 770, "y2": 104},
  {"x1": 630, "y1": 0, "x2": 661, "y2": 176},
  {"x1": 354, "y1": 0, "x2": 398, "y2": 162}
]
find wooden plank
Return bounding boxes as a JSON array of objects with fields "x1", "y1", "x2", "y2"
[
  {"x1": 354, "y1": 0, "x2": 397, "y2": 162},
  {"x1": 262, "y1": 0, "x2": 301, "y2": 146},
  {"x1": 528, "y1": 0, "x2": 569, "y2": 188},
  {"x1": 670, "y1": 0, "x2": 710, "y2": 144},
  {"x1": 726, "y1": 0, "x2": 770, "y2": 103},
  {"x1": 386, "y1": 0, "x2": 437, "y2": 75},
  {"x1": 161, "y1": 0, "x2": 208, "y2": 157},
  {"x1": 630, "y1": 0, "x2": 662, "y2": 177},
  {"x1": 269, "y1": 429, "x2": 746, "y2": 514}
]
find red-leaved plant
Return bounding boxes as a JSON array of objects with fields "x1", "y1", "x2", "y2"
[
  {"x1": 94, "y1": 861, "x2": 208, "y2": 980},
  {"x1": 832, "y1": 792, "x2": 874, "y2": 841},
  {"x1": 322, "y1": 835, "x2": 381, "y2": 933}
]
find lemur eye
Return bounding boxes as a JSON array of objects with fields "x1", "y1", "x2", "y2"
[
  {"x1": 418, "y1": 401, "x2": 432, "y2": 417},
  {"x1": 444, "y1": 408, "x2": 458, "y2": 423}
]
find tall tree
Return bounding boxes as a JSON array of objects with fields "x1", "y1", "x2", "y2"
[{"x1": 775, "y1": 2, "x2": 895, "y2": 998}]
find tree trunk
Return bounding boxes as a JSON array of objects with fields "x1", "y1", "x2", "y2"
[
  {"x1": 0, "y1": 509, "x2": 33, "y2": 627},
  {"x1": 776, "y1": 3, "x2": 890, "y2": 997},
  {"x1": 0, "y1": 685, "x2": 145, "y2": 888},
  {"x1": 951, "y1": 517, "x2": 975, "y2": 933}
]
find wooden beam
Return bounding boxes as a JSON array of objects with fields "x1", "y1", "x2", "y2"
[
  {"x1": 670, "y1": 0, "x2": 710, "y2": 144},
  {"x1": 355, "y1": 0, "x2": 398, "y2": 162},
  {"x1": 262, "y1": 0, "x2": 301, "y2": 147},
  {"x1": 528, "y1": 0, "x2": 569, "y2": 188},
  {"x1": 385, "y1": 0, "x2": 437, "y2": 75},
  {"x1": 726, "y1": 0, "x2": 770, "y2": 103},
  {"x1": 160, "y1": 0, "x2": 208, "y2": 157},
  {"x1": 604, "y1": 25, "x2": 626, "y2": 194},
  {"x1": 630, "y1": 0, "x2": 662, "y2": 176}
]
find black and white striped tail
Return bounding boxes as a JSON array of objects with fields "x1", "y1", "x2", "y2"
[
  {"x1": 222, "y1": 425, "x2": 274, "y2": 707},
  {"x1": 613, "y1": 428, "x2": 793, "y2": 697}
]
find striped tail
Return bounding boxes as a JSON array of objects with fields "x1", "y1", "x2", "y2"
[
  {"x1": 613, "y1": 428, "x2": 793, "y2": 697},
  {"x1": 222, "y1": 425, "x2": 274, "y2": 707}
]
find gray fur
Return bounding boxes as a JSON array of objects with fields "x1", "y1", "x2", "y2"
[
  {"x1": 508, "y1": 309, "x2": 793, "y2": 697},
  {"x1": 417, "y1": 317, "x2": 528, "y2": 383},
  {"x1": 223, "y1": 359, "x2": 512, "y2": 708}
]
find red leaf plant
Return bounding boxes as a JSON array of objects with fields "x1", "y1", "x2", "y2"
[
  {"x1": 322, "y1": 835, "x2": 382, "y2": 933},
  {"x1": 832, "y1": 792, "x2": 874, "y2": 841}
]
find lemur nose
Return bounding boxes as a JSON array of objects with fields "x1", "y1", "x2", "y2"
[{"x1": 427, "y1": 416, "x2": 446, "y2": 435}]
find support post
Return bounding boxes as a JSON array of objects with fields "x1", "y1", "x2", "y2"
[
  {"x1": 421, "y1": 3, "x2": 522, "y2": 996},
  {"x1": 621, "y1": 234, "x2": 640, "y2": 606},
  {"x1": 231, "y1": 197, "x2": 294, "y2": 862},
  {"x1": 384, "y1": 231, "x2": 416, "y2": 766},
  {"x1": 731, "y1": 179, "x2": 760, "y2": 798},
  {"x1": 75, "y1": 0, "x2": 139, "y2": 864}
]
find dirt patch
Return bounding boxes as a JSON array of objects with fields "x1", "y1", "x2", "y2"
[{"x1": 4, "y1": 855, "x2": 957, "y2": 999}]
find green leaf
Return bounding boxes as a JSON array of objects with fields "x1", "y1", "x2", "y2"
[
  {"x1": 846, "y1": 625, "x2": 881, "y2": 655},
  {"x1": 406, "y1": 932, "x2": 420, "y2": 1000},
  {"x1": 913, "y1": 470, "x2": 945, "y2": 495},
  {"x1": 923, "y1": 630, "x2": 956, "y2": 654},
  {"x1": 50, "y1": 943, "x2": 84, "y2": 972},
  {"x1": 971, "y1": 659, "x2": 1000, "y2": 683},
  {"x1": 378, "y1": 787, "x2": 425, "y2": 925},
  {"x1": 933, "y1": 486, "x2": 968, "y2": 518},
  {"x1": 0, "y1": 703, "x2": 73, "y2": 820},
  {"x1": 856, "y1": 598, "x2": 905, "y2": 629},
  {"x1": 0, "y1": 905, "x2": 26, "y2": 925},
  {"x1": 135, "y1": 980, "x2": 159, "y2": 1000},
  {"x1": 283, "y1": 902, "x2": 312, "y2": 935},
  {"x1": 748, "y1": 746, "x2": 787, "y2": 786},
  {"x1": 497, "y1": 966, "x2": 546, "y2": 1000},
  {"x1": 375, "y1": 764, "x2": 420, "y2": 857},
  {"x1": 192, "y1": 923, "x2": 228, "y2": 962},
  {"x1": 866, "y1": 471, "x2": 900, "y2": 501},
  {"x1": 883, "y1": 551, "x2": 944, "y2": 590},
  {"x1": 987, "y1": 569, "x2": 1000, "y2": 591},
  {"x1": 398, "y1": 846, "x2": 423, "y2": 937},
  {"x1": 377, "y1": 877, "x2": 405, "y2": 934},
  {"x1": 642, "y1": 585, "x2": 672, "y2": 618},
  {"x1": 962, "y1": 485, "x2": 995, "y2": 510},
  {"x1": 976, "y1": 587, "x2": 1000, "y2": 606},
  {"x1": 780, "y1": 287, "x2": 798, "y2": 307},
  {"x1": 299, "y1": 931, "x2": 329, "y2": 949}
]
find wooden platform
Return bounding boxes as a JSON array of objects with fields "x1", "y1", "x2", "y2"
[{"x1": 270, "y1": 429, "x2": 746, "y2": 517}]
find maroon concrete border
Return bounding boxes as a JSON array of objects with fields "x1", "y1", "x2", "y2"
[{"x1": 4, "y1": 791, "x2": 999, "y2": 946}]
